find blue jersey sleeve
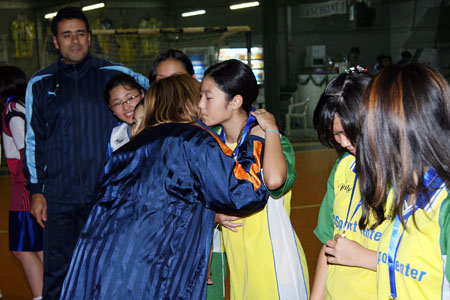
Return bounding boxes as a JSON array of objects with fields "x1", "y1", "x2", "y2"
[{"x1": 100, "y1": 65, "x2": 149, "y2": 90}]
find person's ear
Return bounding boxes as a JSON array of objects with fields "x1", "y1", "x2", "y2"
[
  {"x1": 52, "y1": 36, "x2": 60, "y2": 50},
  {"x1": 230, "y1": 94, "x2": 243, "y2": 110}
]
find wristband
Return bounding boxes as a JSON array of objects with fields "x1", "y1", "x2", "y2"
[{"x1": 265, "y1": 129, "x2": 280, "y2": 135}]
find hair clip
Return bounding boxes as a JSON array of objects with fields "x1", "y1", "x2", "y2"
[
  {"x1": 6, "y1": 96, "x2": 15, "y2": 105},
  {"x1": 345, "y1": 65, "x2": 368, "y2": 74}
]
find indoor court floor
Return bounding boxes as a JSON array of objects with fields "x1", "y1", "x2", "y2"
[{"x1": 0, "y1": 148, "x2": 337, "y2": 299}]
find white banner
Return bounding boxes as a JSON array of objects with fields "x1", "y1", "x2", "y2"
[{"x1": 299, "y1": 0, "x2": 347, "y2": 18}]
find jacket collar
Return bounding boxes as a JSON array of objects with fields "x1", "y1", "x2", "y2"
[{"x1": 57, "y1": 52, "x2": 92, "y2": 72}]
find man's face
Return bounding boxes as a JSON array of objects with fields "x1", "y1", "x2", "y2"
[{"x1": 53, "y1": 18, "x2": 90, "y2": 64}]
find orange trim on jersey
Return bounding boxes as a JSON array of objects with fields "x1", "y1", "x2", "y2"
[
  {"x1": 202, "y1": 126, "x2": 263, "y2": 191},
  {"x1": 205, "y1": 128, "x2": 234, "y2": 157},
  {"x1": 233, "y1": 140, "x2": 263, "y2": 191}
]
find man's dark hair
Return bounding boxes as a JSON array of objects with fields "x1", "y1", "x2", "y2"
[{"x1": 51, "y1": 7, "x2": 90, "y2": 36}]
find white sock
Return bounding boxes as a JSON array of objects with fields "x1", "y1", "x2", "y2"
[{"x1": 33, "y1": 297, "x2": 42, "y2": 300}]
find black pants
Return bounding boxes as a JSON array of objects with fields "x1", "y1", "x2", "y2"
[{"x1": 43, "y1": 201, "x2": 94, "y2": 300}]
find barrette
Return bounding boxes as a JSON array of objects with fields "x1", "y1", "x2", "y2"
[{"x1": 345, "y1": 65, "x2": 368, "y2": 74}]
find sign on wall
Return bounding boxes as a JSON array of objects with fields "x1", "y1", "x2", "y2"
[{"x1": 300, "y1": 0, "x2": 347, "y2": 18}]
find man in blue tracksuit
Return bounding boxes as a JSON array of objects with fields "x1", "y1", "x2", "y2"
[{"x1": 25, "y1": 7, "x2": 148, "y2": 299}]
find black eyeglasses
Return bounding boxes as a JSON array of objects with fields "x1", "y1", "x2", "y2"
[{"x1": 111, "y1": 95, "x2": 140, "y2": 108}]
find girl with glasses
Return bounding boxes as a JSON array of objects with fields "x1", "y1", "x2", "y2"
[{"x1": 104, "y1": 73, "x2": 146, "y2": 156}]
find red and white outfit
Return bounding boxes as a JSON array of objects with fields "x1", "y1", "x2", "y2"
[{"x1": 2, "y1": 98, "x2": 42, "y2": 251}]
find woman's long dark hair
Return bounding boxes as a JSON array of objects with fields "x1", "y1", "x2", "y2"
[
  {"x1": 357, "y1": 63, "x2": 450, "y2": 229},
  {"x1": 0, "y1": 66, "x2": 27, "y2": 108},
  {"x1": 313, "y1": 71, "x2": 372, "y2": 156}
]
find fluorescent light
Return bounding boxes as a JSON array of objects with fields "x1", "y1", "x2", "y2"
[
  {"x1": 181, "y1": 10, "x2": 206, "y2": 17},
  {"x1": 82, "y1": 3, "x2": 105, "y2": 11},
  {"x1": 44, "y1": 12, "x2": 57, "y2": 19},
  {"x1": 45, "y1": 3, "x2": 104, "y2": 19},
  {"x1": 230, "y1": 1, "x2": 259, "y2": 10}
]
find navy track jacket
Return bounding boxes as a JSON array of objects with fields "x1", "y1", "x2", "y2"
[
  {"x1": 60, "y1": 122, "x2": 269, "y2": 300},
  {"x1": 25, "y1": 54, "x2": 149, "y2": 204}
]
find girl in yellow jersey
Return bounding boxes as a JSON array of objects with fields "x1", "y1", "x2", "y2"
[
  {"x1": 357, "y1": 63, "x2": 450, "y2": 300},
  {"x1": 198, "y1": 59, "x2": 309, "y2": 300},
  {"x1": 311, "y1": 68, "x2": 387, "y2": 300}
]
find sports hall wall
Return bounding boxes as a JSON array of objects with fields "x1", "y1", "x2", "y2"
[{"x1": 0, "y1": 0, "x2": 448, "y2": 91}]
